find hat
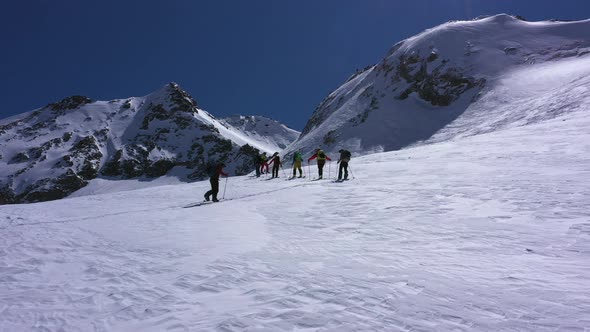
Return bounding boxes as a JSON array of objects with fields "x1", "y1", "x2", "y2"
[{"x1": 339, "y1": 149, "x2": 343, "y2": 153}]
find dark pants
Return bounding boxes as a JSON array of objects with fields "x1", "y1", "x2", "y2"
[
  {"x1": 205, "y1": 178, "x2": 220, "y2": 201},
  {"x1": 338, "y1": 161, "x2": 348, "y2": 180},
  {"x1": 317, "y1": 160, "x2": 326, "y2": 178},
  {"x1": 255, "y1": 163, "x2": 261, "y2": 177},
  {"x1": 272, "y1": 164, "x2": 279, "y2": 178}
]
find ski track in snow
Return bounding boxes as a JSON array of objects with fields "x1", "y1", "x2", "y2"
[{"x1": 1, "y1": 111, "x2": 590, "y2": 331}]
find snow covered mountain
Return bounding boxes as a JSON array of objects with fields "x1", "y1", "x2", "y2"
[
  {"x1": 284, "y1": 14, "x2": 590, "y2": 160},
  {"x1": 0, "y1": 83, "x2": 299, "y2": 204},
  {"x1": 220, "y1": 115, "x2": 300, "y2": 153}
]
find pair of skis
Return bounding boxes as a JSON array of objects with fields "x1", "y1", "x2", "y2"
[
  {"x1": 183, "y1": 199, "x2": 231, "y2": 208},
  {"x1": 310, "y1": 178, "x2": 350, "y2": 182},
  {"x1": 333, "y1": 178, "x2": 350, "y2": 183}
]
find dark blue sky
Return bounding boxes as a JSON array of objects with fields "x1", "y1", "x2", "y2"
[{"x1": 1, "y1": 0, "x2": 587, "y2": 130}]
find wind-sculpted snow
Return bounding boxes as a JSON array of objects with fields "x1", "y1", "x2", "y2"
[
  {"x1": 286, "y1": 14, "x2": 590, "y2": 161},
  {"x1": 0, "y1": 109, "x2": 589, "y2": 331}
]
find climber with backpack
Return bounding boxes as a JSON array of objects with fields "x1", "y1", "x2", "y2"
[
  {"x1": 308, "y1": 148, "x2": 331, "y2": 179},
  {"x1": 204, "y1": 162, "x2": 228, "y2": 202},
  {"x1": 337, "y1": 149, "x2": 351, "y2": 181},
  {"x1": 260, "y1": 152, "x2": 269, "y2": 175},
  {"x1": 292, "y1": 150, "x2": 304, "y2": 178},
  {"x1": 255, "y1": 152, "x2": 266, "y2": 177},
  {"x1": 267, "y1": 152, "x2": 282, "y2": 178}
]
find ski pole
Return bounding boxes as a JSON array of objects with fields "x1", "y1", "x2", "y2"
[
  {"x1": 281, "y1": 165, "x2": 287, "y2": 178},
  {"x1": 308, "y1": 162, "x2": 311, "y2": 181},
  {"x1": 329, "y1": 161, "x2": 331, "y2": 179},
  {"x1": 348, "y1": 164, "x2": 355, "y2": 180},
  {"x1": 222, "y1": 176, "x2": 228, "y2": 199}
]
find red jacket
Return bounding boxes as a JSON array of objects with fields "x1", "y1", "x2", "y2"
[{"x1": 308, "y1": 152, "x2": 331, "y2": 162}]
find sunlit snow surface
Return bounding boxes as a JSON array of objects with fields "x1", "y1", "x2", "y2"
[{"x1": 1, "y1": 107, "x2": 589, "y2": 331}]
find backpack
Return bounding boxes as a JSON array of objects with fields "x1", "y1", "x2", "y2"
[
  {"x1": 206, "y1": 164, "x2": 217, "y2": 177},
  {"x1": 341, "y1": 150, "x2": 351, "y2": 162},
  {"x1": 293, "y1": 152, "x2": 302, "y2": 162},
  {"x1": 317, "y1": 150, "x2": 326, "y2": 160}
]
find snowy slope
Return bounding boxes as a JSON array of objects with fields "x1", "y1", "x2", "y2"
[
  {"x1": 428, "y1": 54, "x2": 590, "y2": 143},
  {"x1": 193, "y1": 110, "x2": 298, "y2": 155},
  {"x1": 284, "y1": 14, "x2": 590, "y2": 160},
  {"x1": 0, "y1": 106, "x2": 588, "y2": 331},
  {"x1": 221, "y1": 115, "x2": 300, "y2": 153},
  {"x1": 0, "y1": 83, "x2": 297, "y2": 204}
]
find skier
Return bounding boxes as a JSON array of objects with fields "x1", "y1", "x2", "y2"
[
  {"x1": 337, "y1": 149, "x2": 351, "y2": 181},
  {"x1": 267, "y1": 152, "x2": 282, "y2": 178},
  {"x1": 292, "y1": 150, "x2": 304, "y2": 178},
  {"x1": 255, "y1": 152, "x2": 267, "y2": 177},
  {"x1": 308, "y1": 148, "x2": 331, "y2": 179},
  {"x1": 260, "y1": 152, "x2": 269, "y2": 174},
  {"x1": 204, "y1": 162, "x2": 228, "y2": 202},
  {"x1": 255, "y1": 152, "x2": 262, "y2": 177}
]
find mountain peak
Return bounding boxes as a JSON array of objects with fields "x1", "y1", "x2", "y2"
[
  {"x1": 145, "y1": 82, "x2": 199, "y2": 114},
  {"x1": 163, "y1": 82, "x2": 185, "y2": 95},
  {"x1": 149, "y1": 82, "x2": 190, "y2": 98},
  {"x1": 475, "y1": 13, "x2": 530, "y2": 25}
]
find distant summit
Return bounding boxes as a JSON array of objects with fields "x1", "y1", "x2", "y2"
[{"x1": 221, "y1": 115, "x2": 300, "y2": 152}]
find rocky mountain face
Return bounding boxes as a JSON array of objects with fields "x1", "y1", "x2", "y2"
[
  {"x1": 0, "y1": 83, "x2": 297, "y2": 204},
  {"x1": 284, "y1": 14, "x2": 590, "y2": 160}
]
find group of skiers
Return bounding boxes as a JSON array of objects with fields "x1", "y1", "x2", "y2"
[
  {"x1": 255, "y1": 152, "x2": 282, "y2": 178},
  {"x1": 255, "y1": 148, "x2": 351, "y2": 180},
  {"x1": 204, "y1": 148, "x2": 352, "y2": 202}
]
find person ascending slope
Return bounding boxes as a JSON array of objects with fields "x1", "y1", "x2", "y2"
[
  {"x1": 267, "y1": 152, "x2": 282, "y2": 178},
  {"x1": 292, "y1": 150, "x2": 304, "y2": 178},
  {"x1": 204, "y1": 162, "x2": 228, "y2": 202},
  {"x1": 255, "y1": 152, "x2": 263, "y2": 177},
  {"x1": 337, "y1": 149, "x2": 351, "y2": 181},
  {"x1": 308, "y1": 148, "x2": 331, "y2": 179},
  {"x1": 260, "y1": 152, "x2": 269, "y2": 174}
]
